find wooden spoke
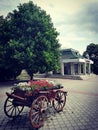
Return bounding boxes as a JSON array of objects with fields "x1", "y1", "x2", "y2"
[
  {"x1": 6, "y1": 106, "x2": 14, "y2": 113},
  {"x1": 6, "y1": 104, "x2": 13, "y2": 107},
  {"x1": 10, "y1": 107, "x2": 14, "y2": 117}
]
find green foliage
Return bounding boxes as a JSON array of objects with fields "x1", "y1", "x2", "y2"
[
  {"x1": 93, "y1": 64, "x2": 98, "y2": 74},
  {"x1": 83, "y1": 43, "x2": 98, "y2": 74},
  {"x1": 0, "y1": 1, "x2": 60, "y2": 81},
  {"x1": 0, "y1": 16, "x2": 22, "y2": 81}
]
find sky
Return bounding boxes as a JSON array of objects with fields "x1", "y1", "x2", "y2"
[{"x1": 0, "y1": 0, "x2": 98, "y2": 54}]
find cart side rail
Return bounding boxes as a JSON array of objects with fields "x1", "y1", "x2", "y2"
[{"x1": 6, "y1": 92, "x2": 26, "y2": 101}]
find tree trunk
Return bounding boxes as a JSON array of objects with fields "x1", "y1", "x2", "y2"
[{"x1": 30, "y1": 73, "x2": 33, "y2": 80}]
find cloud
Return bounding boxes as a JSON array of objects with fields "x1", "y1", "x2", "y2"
[
  {"x1": 84, "y1": 3, "x2": 98, "y2": 33},
  {"x1": 54, "y1": 1, "x2": 98, "y2": 53},
  {"x1": 0, "y1": 0, "x2": 98, "y2": 54},
  {"x1": 0, "y1": 0, "x2": 18, "y2": 16},
  {"x1": 70, "y1": 1, "x2": 98, "y2": 34},
  {"x1": 0, "y1": 0, "x2": 30, "y2": 16}
]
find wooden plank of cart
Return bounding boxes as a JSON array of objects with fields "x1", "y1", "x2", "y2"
[{"x1": 4, "y1": 80, "x2": 67, "y2": 129}]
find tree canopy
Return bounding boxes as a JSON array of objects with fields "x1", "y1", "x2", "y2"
[
  {"x1": 0, "y1": 1, "x2": 60, "y2": 81},
  {"x1": 83, "y1": 43, "x2": 98, "y2": 74}
]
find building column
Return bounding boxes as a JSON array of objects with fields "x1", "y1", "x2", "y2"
[
  {"x1": 78, "y1": 63, "x2": 81, "y2": 75},
  {"x1": 88, "y1": 63, "x2": 91, "y2": 74},
  {"x1": 71, "y1": 63, "x2": 74, "y2": 75},
  {"x1": 61, "y1": 62, "x2": 64, "y2": 75},
  {"x1": 83, "y1": 63, "x2": 86, "y2": 75}
]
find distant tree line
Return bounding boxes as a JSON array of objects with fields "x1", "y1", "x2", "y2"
[
  {"x1": 83, "y1": 43, "x2": 98, "y2": 74},
  {"x1": 0, "y1": 1, "x2": 60, "y2": 81}
]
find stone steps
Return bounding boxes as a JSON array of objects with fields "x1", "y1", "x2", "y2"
[{"x1": 34, "y1": 74, "x2": 97, "y2": 80}]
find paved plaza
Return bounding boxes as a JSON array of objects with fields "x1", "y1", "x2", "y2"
[{"x1": 0, "y1": 76, "x2": 98, "y2": 130}]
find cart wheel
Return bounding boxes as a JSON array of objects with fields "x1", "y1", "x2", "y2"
[
  {"x1": 30, "y1": 95, "x2": 48, "y2": 128},
  {"x1": 4, "y1": 97, "x2": 24, "y2": 118},
  {"x1": 53, "y1": 90, "x2": 66, "y2": 112}
]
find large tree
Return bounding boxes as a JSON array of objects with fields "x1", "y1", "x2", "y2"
[
  {"x1": 83, "y1": 43, "x2": 98, "y2": 74},
  {"x1": 0, "y1": 1, "x2": 60, "y2": 80}
]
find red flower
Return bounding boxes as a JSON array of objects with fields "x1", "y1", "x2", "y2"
[{"x1": 27, "y1": 92, "x2": 32, "y2": 96}]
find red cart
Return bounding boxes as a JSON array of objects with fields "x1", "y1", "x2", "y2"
[{"x1": 4, "y1": 81, "x2": 67, "y2": 129}]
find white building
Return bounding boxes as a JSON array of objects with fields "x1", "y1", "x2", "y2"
[{"x1": 60, "y1": 48, "x2": 93, "y2": 76}]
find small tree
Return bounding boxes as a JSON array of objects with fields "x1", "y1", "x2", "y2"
[{"x1": 83, "y1": 43, "x2": 98, "y2": 74}]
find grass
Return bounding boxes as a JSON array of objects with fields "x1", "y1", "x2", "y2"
[{"x1": 16, "y1": 71, "x2": 30, "y2": 80}]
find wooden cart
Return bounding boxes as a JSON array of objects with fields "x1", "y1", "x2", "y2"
[{"x1": 4, "y1": 83, "x2": 67, "y2": 128}]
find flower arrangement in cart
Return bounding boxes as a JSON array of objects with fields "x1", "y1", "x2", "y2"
[{"x1": 14, "y1": 80, "x2": 62, "y2": 96}]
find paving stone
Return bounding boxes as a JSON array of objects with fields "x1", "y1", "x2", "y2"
[{"x1": 0, "y1": 77, "x2": 98, "y2": 130}]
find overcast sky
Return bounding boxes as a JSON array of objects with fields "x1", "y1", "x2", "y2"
[{"x1": 0, "y1": 0, "x2": 98, "y2": 54}]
